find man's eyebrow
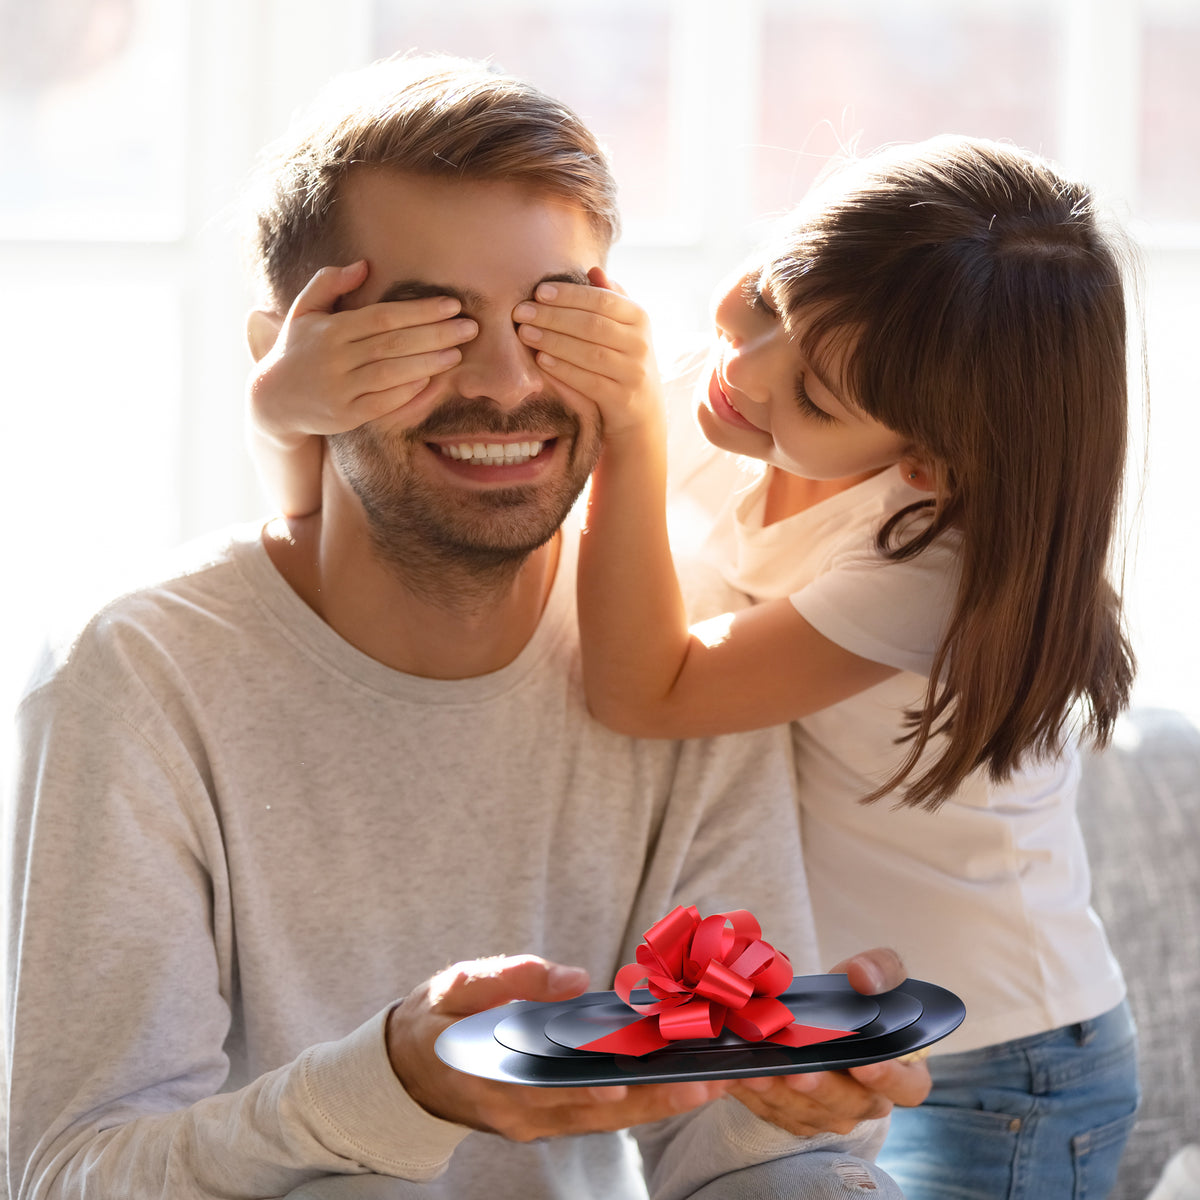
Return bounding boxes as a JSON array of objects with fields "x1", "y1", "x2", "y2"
[
  {"x1": 377, "y1": 270, "x2": 591, "y2": 310},
  {"x1": 377, "y1": 280, "x2": 488, "y2": 309},
  {"x1": 539, "y1": 270, "x2": 591, "y2": 289}
]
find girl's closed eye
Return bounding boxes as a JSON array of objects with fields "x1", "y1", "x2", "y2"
[{"x1": 796, "y1": 376, "x2": 835, "y2": 424}]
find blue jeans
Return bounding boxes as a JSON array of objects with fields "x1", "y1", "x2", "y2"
[{"x1": 876, "y1": 1001, "x2": 1139, "y2": 1200}]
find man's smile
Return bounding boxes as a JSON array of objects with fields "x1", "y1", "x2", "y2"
[{"x1": 435, "y1": 438, "x2": 550, "y2": 467}]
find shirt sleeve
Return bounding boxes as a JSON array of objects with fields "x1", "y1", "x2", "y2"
[
  {"x1": 5, "y1": 670, "x2": 469, "y2": 1200},
  {"x1": 791, "y1": 536, "x2": 961, "y2": 677}
]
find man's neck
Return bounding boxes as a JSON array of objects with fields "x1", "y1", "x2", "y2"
[{"x1": 263, "y1": 499, "x2": 562, "y2": 681}]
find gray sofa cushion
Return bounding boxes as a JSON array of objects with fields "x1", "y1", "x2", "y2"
[{"x1": 1079, "y1": 707, "x2": 1200, "y2": 1199}]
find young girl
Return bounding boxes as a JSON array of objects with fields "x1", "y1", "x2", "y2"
[{"x1": 249, "y1": 136, "x2": 1140, "y2": 1199}]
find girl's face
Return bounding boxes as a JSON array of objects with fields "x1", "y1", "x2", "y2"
[{"x1": 698, "y1": 266, "x2": 911, "y2": 483}]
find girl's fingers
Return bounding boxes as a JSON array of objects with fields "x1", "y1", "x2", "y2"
[
  {"x1": 586, "y1": 265, "x2": 628, "y2": 297},
  {"x1": 290, "y1": 261, "x2": 370, "y2": 319},
  {"x1": 356, "y1": 316, "x2": 477, "y2": 362},
  {"x1": 515, "y1": 280, "x2": 644, "y2": 336},
  {"x1": 350, "y1": 378, "x2": 433, "y2": 421},
  {"x1": 532, "y1": 349, "x2": 630, "y2": 407},
  {"x1": 346, "y1": 295, "x2": 468, "y2": 341},
  {"x1": 350, "y1": 347, "x2": 464, "y2": 401},
  {"x1": 515, "y1": 309, "x2": 641, "y2": 360},
  {"x1": 517, "y1": 323, "x2": 637, "y2": 385}
]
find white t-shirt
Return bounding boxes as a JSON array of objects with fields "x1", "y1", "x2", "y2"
[{"x1": 666, "y1": 353, "x2": 1126, "y2": 1055}]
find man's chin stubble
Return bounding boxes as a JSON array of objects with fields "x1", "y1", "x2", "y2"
[{"x1": 331, "y1": 435, "x2": 596, "y2": 608}]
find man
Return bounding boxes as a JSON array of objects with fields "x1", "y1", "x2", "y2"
[{"x1": 4, "y1": 56, "x2": 925, "y2": 1199}]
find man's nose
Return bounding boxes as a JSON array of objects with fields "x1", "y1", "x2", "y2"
[{"x1": 452, "y1": 319, "x2": 543, "y2": 410}]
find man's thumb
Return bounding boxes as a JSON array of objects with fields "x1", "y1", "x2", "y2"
[{"x1": 431, "y1": 954, "x2": 590, "y2": 1015}]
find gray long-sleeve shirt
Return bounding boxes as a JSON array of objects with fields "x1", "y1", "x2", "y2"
[{"x1": 5, "y1": 521, "x2": 851, "y2": 1200}]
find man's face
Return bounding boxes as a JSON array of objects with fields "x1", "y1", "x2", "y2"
[{"x1": 328, "y1": 168, "x2": 609, "y2": 569}]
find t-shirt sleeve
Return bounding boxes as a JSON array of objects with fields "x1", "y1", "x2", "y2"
[{"x1": 790, "y1": 537, "x2": 960, "y2": 678}]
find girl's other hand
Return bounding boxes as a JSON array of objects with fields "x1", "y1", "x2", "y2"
[{"x1": 513, "y1": 266, "x2": 664, "y2": 444}]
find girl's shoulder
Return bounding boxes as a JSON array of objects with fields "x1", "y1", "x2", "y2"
[{"x1": 792, "y1": 492, "x2": 961, "y2": 676}]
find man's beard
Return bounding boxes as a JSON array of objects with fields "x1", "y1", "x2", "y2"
[{"x1": 328, "y1": 394, "x2": 600, "y2": 589}]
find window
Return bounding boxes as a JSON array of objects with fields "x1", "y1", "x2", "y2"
[{"x1": 2, "y1": 0, "x2": 1196, "y2": 785}]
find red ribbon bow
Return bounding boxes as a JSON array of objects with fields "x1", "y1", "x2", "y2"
[{"x1": 579, "y1": 905, "x2": 853, "y2": 1056}]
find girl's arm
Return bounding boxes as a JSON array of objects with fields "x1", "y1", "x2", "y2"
[
  {"x1": 246, "y1": 410, "x2": 327, "y2": 520},
  {"x1": 246, "y1": 260, "x2": 477, "y2": 518},
  {"x1": 518, "y1": 274, "x2": 897, "y2": 739}
]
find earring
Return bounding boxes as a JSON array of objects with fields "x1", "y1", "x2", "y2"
[{"x1": 908, "y1": 471, "x2": 918, "y2": 480}]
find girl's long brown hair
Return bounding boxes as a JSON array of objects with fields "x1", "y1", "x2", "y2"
[{"x1": 768, "y1": 136, "x2": 1137, "y2": 811}]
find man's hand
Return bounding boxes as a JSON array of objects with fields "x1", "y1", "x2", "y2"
[
  {"x1": 728, "y1": 947, "x2": 933, "y2": 1136},
  {"x1": 513, "y1": 267, "x2": 664, "y2": 444},
  {"x1": 386, "y1": 955, "x2": 730, "y2": 1142},
  {"x1": 249, "y1": 261, "x2": 478, "y2": 449}
]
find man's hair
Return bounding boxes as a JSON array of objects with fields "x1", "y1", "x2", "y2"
[
  {"x1": 764, "y1": 136, "x2": 1137, "y2": 810},
  {"x1": 246, "y1": 54, "x2": 620, "y2": 311}
]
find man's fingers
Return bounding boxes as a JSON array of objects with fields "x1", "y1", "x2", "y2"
[
  {"x1": 848, "y1": 1058, "x2": 933, "y2": 1107},
  {"x1": 729, "y1": 1072, "x2": 882, "y2": 1137},
  {"x1": 430, "y1": 955, "x2": 590, "y2": 1016},
  {"x1": 467, "y1": 1077, "x2": 725, "y2": 1142},
  {"x1": 539, "y1": 1080, "x2": 728, "y2": 1131},
  {"x1": 289, "y1": 261, "x2": 370, "y2": 319},
  {"x1": 387, "y1": 961, "x2": 728, "y2": 1143},
  {"x1": 830, "y1": 946, "x2": 906, "y2": 995}
]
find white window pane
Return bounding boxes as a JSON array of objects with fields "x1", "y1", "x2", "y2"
[
  {"x1": 369, "y1": 0, "x2": 677, "y2": 226},
  {"x1": 1, "y1": 279, "x2": 181, "y2": 717},
  {"x1": 756, "y1": 0, "x2": 1063, "y2": 213},
  {"x1": 0, "y1": 0, "x2": 189, "y2": 240},
  {"x1": 1140, "y1": 0, "x2": 1200, "y2": 223}
]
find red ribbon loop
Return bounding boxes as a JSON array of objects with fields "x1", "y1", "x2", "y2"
[{"x1": 579, "y1": 905, "x2": 856, "y2": 1056}]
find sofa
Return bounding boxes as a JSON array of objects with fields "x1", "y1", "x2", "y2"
[{"x1": 1078, "y1": 707, "x2": 1200, "y2": 1199}]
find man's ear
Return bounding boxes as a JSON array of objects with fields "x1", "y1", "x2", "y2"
[{"x1": 246, "y1": 309, "x2": 284, "y2": 363}]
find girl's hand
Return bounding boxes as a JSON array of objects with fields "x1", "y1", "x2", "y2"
[
  {"x1": 513, "y1": 267, "x2": 664, "y2": 444},
  {"x1": 249, "y1": 260, "x2": 478, "y2": 449}
]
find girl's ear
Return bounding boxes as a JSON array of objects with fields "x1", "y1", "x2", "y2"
[
  {"x1": 899, "y1": 454, "x2": 938, "y2": 493},
  {"x1": 246, "y1": 309, "x2": 284, "y2": 362}
]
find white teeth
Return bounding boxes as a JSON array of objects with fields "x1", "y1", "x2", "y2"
[{"x1": 440, "y1": 440, "x2": 547, "y2": 466}]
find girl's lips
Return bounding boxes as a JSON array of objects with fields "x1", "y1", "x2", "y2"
[{"x1": 707, "y1": 370, "x2": 760, "y2": 432}]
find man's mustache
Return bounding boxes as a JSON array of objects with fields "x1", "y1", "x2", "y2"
[{"x1": 406, "y1": 396, "x2": 581, "y2": 441}]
